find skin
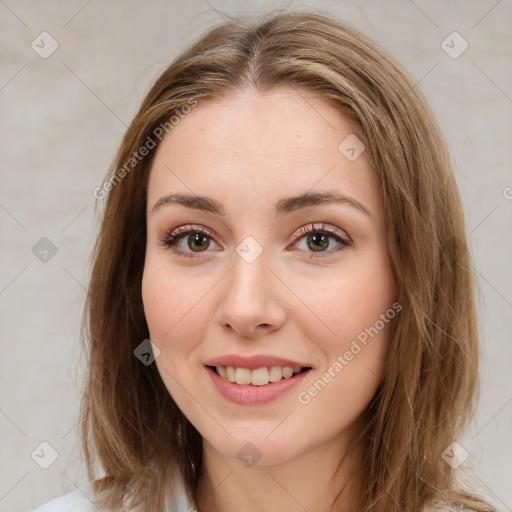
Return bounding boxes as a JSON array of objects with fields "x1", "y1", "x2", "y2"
[{"x1": 142, "y1": 87, "x2": 396, "y2": 512}]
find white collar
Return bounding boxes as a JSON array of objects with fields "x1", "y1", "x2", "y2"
[{"x1": 164, "y1": 465, "x2": 198, "y2": 512}]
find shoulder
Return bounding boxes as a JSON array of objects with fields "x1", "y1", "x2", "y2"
[{"x1": 29, "y1": 488, "x2": 98, "y2": 512}]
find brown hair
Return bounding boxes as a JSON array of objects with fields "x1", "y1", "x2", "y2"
[{"x1": 81, "y1": 9, "x2": 493, "y2": 512}]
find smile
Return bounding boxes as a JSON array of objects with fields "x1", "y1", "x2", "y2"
[
  {"x1": 213, "y1": 365, "x2": 308, "y2": 386},
  {"x1": 205, "y1": 365, "x2": 312, "y2": 404}
]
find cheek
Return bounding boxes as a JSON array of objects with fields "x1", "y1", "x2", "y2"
[
  {"x1": 142, "y1": 264, "x2": 212, "y2": 413},
  {"x1": 298, "y1": 253, "x2": 396, "y2": 350},
  {"x1": 141, "y1": 262, "x2": 209, "y2": 361},
  {"x1": 296, "y1": 300, "x2": 394, "y2": 437},
  {"x1": 293, "y1": 250, "x2": 395, "y2": 419}
]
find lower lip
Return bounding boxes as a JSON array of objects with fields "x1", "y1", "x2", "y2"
[{"x1": 206, "y1": 366, "x2": 311, "y2": 404}]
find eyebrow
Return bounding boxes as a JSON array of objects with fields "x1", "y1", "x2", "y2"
[{"x1": 151, "y1": 191, "x2": 370, "y2": 217}]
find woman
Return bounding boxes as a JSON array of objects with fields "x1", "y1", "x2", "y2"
[{"x1": 32, "y1": 10, "x2": 494, "y2": 512}]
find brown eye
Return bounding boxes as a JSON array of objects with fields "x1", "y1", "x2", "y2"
[
  {"x1": 292, "y1": 223, "x2": 351, "y2": 257},
  {"x1": 161, "y1": 225, "x2": 221, "y2": 259},
  {"x1": 188, "y1": 233, "x2": 210, "y2": 252},
  {"x1": 307, "y1": 233, "x2": 330, "y2": 252}
]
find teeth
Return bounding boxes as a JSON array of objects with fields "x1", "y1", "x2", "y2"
[
  {"x1": 269, "y1": 366, "x2": 283, "y2": 382},
  {"x1": 215, "y1": 365, "x2": 304, "y2": 386},
  {"x1": 235, "y1": 367, "x2": 251, "y2": 385},
  {"x1": 226, "y1": 366, "x2": 236, "y2": 382},
  {"x1": 282, "y1": 367, "x2": 294, "y2": 379},
  {"x1": 251, "y1": 367, "x2": 269, "y2": 386}
]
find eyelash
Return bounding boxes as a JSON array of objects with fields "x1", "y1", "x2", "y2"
[{"x1": 160, "y1": 223, "x2": 351, "y2": 260}]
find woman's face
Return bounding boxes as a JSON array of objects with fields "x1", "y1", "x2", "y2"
[{"x1": 142, "y1": 87, "x2": 396, "y2": 466}]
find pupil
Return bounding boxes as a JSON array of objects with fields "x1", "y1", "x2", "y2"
[
  {"x1": 308, "y1": 233, "x2": 328, "y2": 251},
  {"x1": 189, "y1": 234, "x2": 209, "y2": 252}
]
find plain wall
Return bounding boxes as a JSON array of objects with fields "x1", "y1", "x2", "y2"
[{"x1": 0, "y1": 1, "x2": 510, "y2": 511}]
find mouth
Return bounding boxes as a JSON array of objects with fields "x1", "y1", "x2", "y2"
[
  {"x1": 207, "y1": 365, "x2": 312, "y2": 386},
  {"x1": 204, "y1": 354, "x2": 313, "y2": 404}
]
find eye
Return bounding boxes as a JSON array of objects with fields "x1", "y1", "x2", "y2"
[
  {"x1": 160, "y1": 225, "x2": 220, "y2": 258},
  {"x1": 291, "y1": 223, "x2": 351, "y2": 257},
  {"x1": 160, "y1": 222, "x2": 351, "y2": 260}
]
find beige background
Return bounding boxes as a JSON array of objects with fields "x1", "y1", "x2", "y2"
[{"x1": 0, "y1": 1, "x2": 511, "y2": 511}]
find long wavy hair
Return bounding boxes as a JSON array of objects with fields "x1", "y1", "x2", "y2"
[{"x1": 80, "y1": 10, "x2": 493, "y2": 512}]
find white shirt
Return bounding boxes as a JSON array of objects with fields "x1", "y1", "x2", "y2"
[
  {"x1": 29, "y1": 466, "x2": 488, "y2": 512},
  {"x1": 29, "y1": 468, "x2": 196, "y2": 512}
]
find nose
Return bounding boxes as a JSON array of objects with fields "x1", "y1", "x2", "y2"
[{"x1": 214, "y1": 252, "x2": 287, "y2": 338}]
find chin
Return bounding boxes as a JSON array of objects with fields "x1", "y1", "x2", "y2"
[{"x1": 202, "y1": 428, "x2": 303, "y2": 467}]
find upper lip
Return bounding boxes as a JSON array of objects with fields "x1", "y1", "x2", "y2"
[{"x1": 204, "y1": 354, "x2": 311, "y2": 370}]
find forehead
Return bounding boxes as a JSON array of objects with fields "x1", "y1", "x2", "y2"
[{"x1": 146, "y1": 86, "x2": 378, "y2": 213}]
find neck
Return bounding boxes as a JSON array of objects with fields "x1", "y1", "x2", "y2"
[{"x1": 194, "y1": 427, "x2": 363, "y2": 512}]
